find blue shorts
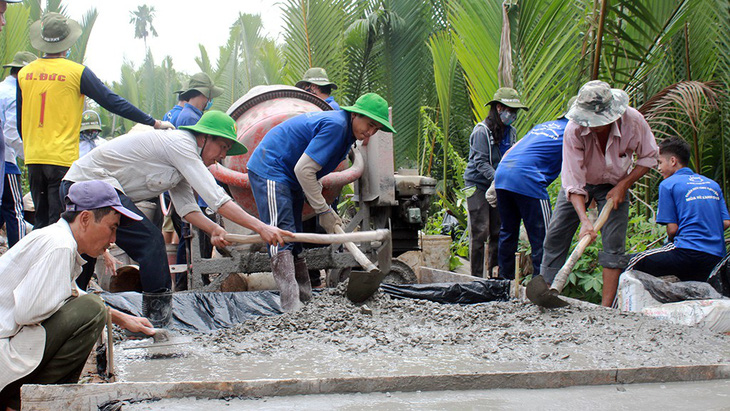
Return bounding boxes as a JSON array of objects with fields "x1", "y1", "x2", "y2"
[{"x1": 249, "y1": 170, "x2": 304, "y2": 256}]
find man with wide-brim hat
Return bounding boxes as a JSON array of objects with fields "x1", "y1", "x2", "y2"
[
  {"x1": 463, "y1": 87, "x2": 528, "y2": 279},
  {"x1": 174, "y1": 72, "x2": 225, "y2": 128},
  {"x1": 0, "y1": 51, "x2": 36, "y2": 248},
  {"x1": 538, "y1": 80, "x2": 658, "y2": 307},
  {"x1": 18, "y1": 12, "x2": 174, "y2": 231},
  {"x1": 63, "y1": 110, "x2": 289, "y2": 327},
  {"x1": 296, "y1": 67, "x2": 340, "y2": 110},
  {"x1": 246, "y1": 92, "x2": 395, "y2": 311}
]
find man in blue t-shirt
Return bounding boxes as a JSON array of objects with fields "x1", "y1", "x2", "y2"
[
  {"x1": 627, "y1": 137, "x2": 730, "y2": 281},
  {"x1": 494, "y1": 117, "x2": 568, "y2": 279},
  {"x1": 247, "y1": 93, "x2": 395, "y2": 311}
]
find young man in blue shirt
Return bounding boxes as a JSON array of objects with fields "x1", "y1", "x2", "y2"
[
  {"x1": 627, "y1": 137, "x2": 730, "y2": 281},
  {"x1": 494, "y1": 116, "x2": 569, "y2": 279},
  {"x1": 296, "y1": 67, "x2": 340, "y2": 110},
  {"x1": 247, "y1": 93, "x2": 395, "y2": 311}
]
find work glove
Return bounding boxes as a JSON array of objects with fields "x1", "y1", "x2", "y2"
[
  {"x1": 485, "y1": 181, "x2": 498, "y2": 208},
  {"x1": 318, "y1": 207, "x2": 343, "y2": 234},
  {"x1": 154, "y1": 120, "x2": 176, "y2": 130}
]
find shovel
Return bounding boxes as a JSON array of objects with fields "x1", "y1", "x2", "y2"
[
  {"x1": 225, "y1": 229, "x2": 387, "y2": 303},
  {"x1": 526, "y1": 198, "x2": 614, "y2": 308},
  {"x1": 333, "y1": 226, "x2": 386, "y2": 304}
]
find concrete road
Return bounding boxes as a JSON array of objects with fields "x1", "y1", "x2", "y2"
[{"x1": 126, "y1": 379, "x2": 730, "y2": 410}]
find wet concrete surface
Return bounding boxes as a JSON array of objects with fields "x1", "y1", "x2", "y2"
[
  {"x1": 114, "y1": 284, "x2": 729, "y2": 383},
  {"x1": 124, "y1": 379, "x2": 730, "y2": 410}
]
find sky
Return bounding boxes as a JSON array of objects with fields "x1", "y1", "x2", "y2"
[{"x1": 64, "y1": 1, "x2": 284, "y2": 83}]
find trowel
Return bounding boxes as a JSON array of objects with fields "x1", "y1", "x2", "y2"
[{"x1": 526, "y1": 198, "x2": 613, "y2": 308}]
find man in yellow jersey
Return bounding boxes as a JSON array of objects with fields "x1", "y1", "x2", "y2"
[{"x1": 17, "y1": 13, "x2": 174, "y2": 229}]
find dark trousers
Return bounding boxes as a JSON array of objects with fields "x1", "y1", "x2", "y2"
[
  {"x1": 627, "y1": 243, "x2": 722, "y2": 282},
  {"x1": 540, "y1": 185, "x2": 630, "y2": 284},
  {"x1": 62, "y1": 181, "x2": 171, "y2": 293},
  {"x1": 0, "y1": 294, "x2": 107, "y2": 410},
  {"x1": 28, "y1": 164, "x2": 69, "y2": 229},
  {"x1": 467, "y1": 188, "x2": 500, "y2": 278},
  {"x1": 0, "y1": 173, "x2": 26, "y2": 247},
  {"x1": 496, "y1": 189, "x2": 551, "y2": 279}
]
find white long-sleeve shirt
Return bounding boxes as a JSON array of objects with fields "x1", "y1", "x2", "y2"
[
  {"x1": 64, "y1": 129, "x2": 231, "y2": 217},
  {"x1": 0, "y1": 220, "x2": 86, "y2": 391},
  {"x1": 0, "y1": 76, "x2": 23, "y2": 163}
]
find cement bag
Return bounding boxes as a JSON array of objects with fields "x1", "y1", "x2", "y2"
[
  {"x1": 707, "y1": 252, "x2": 730, "y2": 297},
  {"x1": 641, "y1": 300, "x2": 730, "y2": 333},
  {"x1": 616, "y1": 271, "x2": 662, "y2": 312}
]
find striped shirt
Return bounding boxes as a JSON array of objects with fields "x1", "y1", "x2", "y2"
[{"x1": 0, "y1": 220, "x2": 86, "y2": 391}]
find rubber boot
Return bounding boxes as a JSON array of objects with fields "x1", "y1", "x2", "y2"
[
  {"x1": 271, "y1": 250, "x2": 302, "y2": 312},
  {"x1": 142, "y1": 290, "x2": 173, "y2": 328},
  {"x1": 294, "y1": 256, "x2": 312, "y2": 303}
]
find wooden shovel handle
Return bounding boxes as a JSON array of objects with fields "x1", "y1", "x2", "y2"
[
  {"x1": 334, "y1": 225, "x2": 379, "y2": 272},
  {"x1": 551, "y1": 198, "x2": 614, "y2": 293},
  {"x1": 225, "y1": 229, "x2": 389, "y2": 246}
]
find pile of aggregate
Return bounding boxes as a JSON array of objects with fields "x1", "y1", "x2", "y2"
[{"x1": 197, "y1": 283, "x2": 729, "y2": 373}]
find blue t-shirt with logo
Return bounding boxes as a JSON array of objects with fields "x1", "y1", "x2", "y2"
[
  {"x1": 246, "y1": 110, "x2": 354, "y2": 190},
  {"x1": 494, "y1": 118, "x2": 567, "y2": 200},
  {"x1": 657, "y1": 167, "x2": 730, "y2": 257},
  {"x1": 163, "y1": 105, "x2": 183, "y2": 124}
]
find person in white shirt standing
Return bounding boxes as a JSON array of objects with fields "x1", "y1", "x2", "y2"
[
  {"x1": 0, "y1": 51, "x2": 36, "y2": 247},
  {"x1": 0, "y1": 180, "x2": 155, "y2": 411}
]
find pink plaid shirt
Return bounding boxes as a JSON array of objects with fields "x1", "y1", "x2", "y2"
[{"x1": 562, "y1": 107, "x2": 658, "y2": 197}]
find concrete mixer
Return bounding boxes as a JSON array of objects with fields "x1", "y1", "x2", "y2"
[{"x1": 188, "y1": 85, "x2": 437, "y2": 291}]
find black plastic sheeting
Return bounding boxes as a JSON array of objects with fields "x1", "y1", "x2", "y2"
[
  {"x1": 102, "y1": 280, "x2": 512, "y2": 333},
  {"x1": 380, "y1": 279, "x2": 512, "y2": 304},
  {"x1": 102, "y1": 291, "x2": 283, "y2": 332}
]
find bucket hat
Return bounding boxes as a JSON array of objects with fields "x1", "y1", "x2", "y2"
[
  {"x1": 80, "y1": 110, "x2": 102, "y2": 132},
  {"x1": 3, "y1": 51, "x2": 37, "y2": 68},
  {"x1": 487, "y1": 87, "x2": 529, "y2": 110},
  {"x1": 566, "y1": 80, "x2": 629, "y2": 127},
  {"x1": 296, "y1": 67, "x2": 338, "y2": 90},
  {"x1": 179, "y1": 72, "x2": 224, "y2": 100},
  {"x1": 29, "y1": 13, "x2": 82, "y2": 54},
  {"x1": 179, "y1": 110, "x2": 247, "y2": 156},
  {"x1": 65, "y1": 180, "x2": 143, "y2": 224},
  {"x1": 341, "y1": 93, "x2": 396, "y2": 134}
]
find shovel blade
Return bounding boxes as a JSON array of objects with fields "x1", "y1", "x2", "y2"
[
  {"x1": 346, "y1": 269, "x2": 386, "y2": 303},
  {"x1": 526, "y1": 275, "x2": 569, "y2": 308}
]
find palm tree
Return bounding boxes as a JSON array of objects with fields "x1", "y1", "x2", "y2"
[{"x1": 129, "y1": 4, "x2": 158, "y2": 52}]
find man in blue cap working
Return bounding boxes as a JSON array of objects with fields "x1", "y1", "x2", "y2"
[{"x1": 247, "y1": 93, "x2": 396, "y2": 311}]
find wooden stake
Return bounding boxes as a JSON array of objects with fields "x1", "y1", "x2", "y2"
[
  {"x1": 225, "y1": 229, "x2": 390, "y2": 246},
  {"x1": 106, "y1": 309, "x2": 115, "y2": 382}
]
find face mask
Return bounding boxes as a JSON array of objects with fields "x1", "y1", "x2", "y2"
[
  {"x1": 499, "y1": 109, "x2": 517, "y2": 126},
  {"x1": 204, "y1": 99, "x2": 213, "y2": 111}
]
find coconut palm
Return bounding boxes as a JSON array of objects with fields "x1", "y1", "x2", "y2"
[{"x1": 129, "y1": 4, "x2": 158, "y2": 52}]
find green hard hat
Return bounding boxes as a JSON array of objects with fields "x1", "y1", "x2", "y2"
[
  {"x1": 296, "y1": 67, "x2": 338, "y2": 90},
  {"x1": 179, "y1": 110, "x2": 247, "y2": 156},
  {"x1": 80, "y1": 110, "x2": 102, "y2": 132},
  {"x1": 341, "y1": 93, "x2": 396, "y2": 134},
  {"x1": 487, "y1": 87, "x2": 529, "y2": 110},
  {"x1": 3, "y1": 51, "x2": 37, "y2": 68}
]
